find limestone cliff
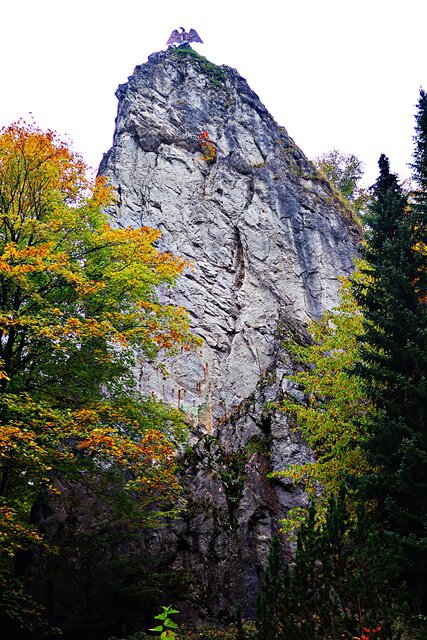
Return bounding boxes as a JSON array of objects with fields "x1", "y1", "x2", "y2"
[{"x1": 100, "y1": 48, "x2": 361, "y2": 620}]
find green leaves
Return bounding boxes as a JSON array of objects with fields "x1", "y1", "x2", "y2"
[
  {"x1": 314, "y1": 148, "x2": 369, "y2": 214},
  {"x1": 276, "y1": 271, "x2": 370, "y2": 530},
  {"x1": 0, "y1": 122, "x2": 197, "y2": 632},
  {"x1": 149, "y1": 605, "x2": 179, "y2": 639}
]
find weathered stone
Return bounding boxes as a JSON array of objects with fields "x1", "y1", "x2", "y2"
[{"x1": 99, "y1": 47, "x2": 361, "y2": 620}]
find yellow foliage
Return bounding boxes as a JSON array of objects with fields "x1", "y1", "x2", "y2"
[
  {"x1": 276, "y1": 267, "x2": 372, "y2": 533},
  {"x1": 0, "y1": 121, "x2": 198, "y2": 574}
]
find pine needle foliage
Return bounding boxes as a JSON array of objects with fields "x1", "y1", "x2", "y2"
[{"x1": 351, "y1": 91, "x2": 427, "y2": 611}]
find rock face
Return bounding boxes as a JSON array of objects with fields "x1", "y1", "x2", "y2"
[{"x1": 100, "y1": 47, "x2": 360, "y2": 620}]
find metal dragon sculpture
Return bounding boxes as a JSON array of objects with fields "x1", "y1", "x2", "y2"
[{"x1": 166, "y1": 27, "x2": 203, "y2": 47}]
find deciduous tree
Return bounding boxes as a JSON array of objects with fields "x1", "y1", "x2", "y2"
[
  {"x1": 314, "y1": 149, "x2": 369, "y2": 214},
  {"x1": 0, "y1": 121, "x2": 199, "y2": 631},
  {"x1": 276, "y1": 274, "x2": 369, "y2": 530}
]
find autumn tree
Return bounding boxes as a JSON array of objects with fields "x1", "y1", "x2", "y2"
[
  {"x1": 0, "y1": 121, "x2": 199, "y2": 633},
  {"x1": 276, "y1": 274, "x2": 370, "y2": 530}
]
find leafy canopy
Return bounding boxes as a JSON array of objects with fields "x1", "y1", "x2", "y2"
[
  {"x1": 0, "y1": 121, "x2": 200, "y2": 627},
  {"x1": 314, "y1": 148, "x2": 369, "y2": 214},
  {"x1": 276, "y1": 273, "x2": 370, "y2": 531}
]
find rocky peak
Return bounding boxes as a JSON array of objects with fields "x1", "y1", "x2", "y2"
[
  {"x1": 99, "y1": 47, "x2": 361, "y2": 619},
  {"x1": 101, "y1": 47, "x2": 359, "y2": 427}
]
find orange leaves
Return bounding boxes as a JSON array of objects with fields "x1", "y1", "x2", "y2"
[
  {"x1": 92, "y1": 224, "x2": 189, "y2": 283},
  {"x1": 198, "y1": 130, "x2": 216, "y2": 163},
  {"x1": 354, "y1": 627, "x2": 382, "y2": 640},
  {"x1": 78, "y1": 425, "x2": 174, "y2": 469},
  {"x1": 136, "y1": 300, "x2": 202, "y2": 353},
  {"x1": 0, "y1": 392, "x2": 185, "y2": 513},
  {"x1": 0, "y1": 506, "x2": 45, "y2": 557},
  {"x1": 0, "y1": 242, "x2": 64, "y2": 277},
  {"x1": 0, "y1": 122, "x2": 88, "y2": 238},
  {"x1": 0, "y1": 121, "x2": 200, "y2": 371},
  {"x1": 69, "y1": 403, "x2": 184, "y2": 502},
  {"x1": 88, "y1": 174, "x2": 115, "y2": 209},
  {"x1": 0, "y1": 120, "x2": 201, "y2": 370},
  {"x1": 0, "y1": 358, "x2": 9, "y2": 381},
  {"x1": 0, "y1": 120, "x2": 194, "y2": 572}
]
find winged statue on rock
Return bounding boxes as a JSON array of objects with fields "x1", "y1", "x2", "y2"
[{"x1": 166, "y1": 27, "x2": 203, "y2": 48}]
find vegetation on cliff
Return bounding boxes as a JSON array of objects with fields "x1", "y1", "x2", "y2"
[{"x1": 314, "y1": 149, "x2": 370, "y2": 215}]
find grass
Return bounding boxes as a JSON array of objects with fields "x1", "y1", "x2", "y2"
[{"x1": 171, "y1": 48, "x2": 226, "y2": 87}]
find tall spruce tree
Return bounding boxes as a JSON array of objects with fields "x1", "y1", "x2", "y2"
[{"x1": 352, "y1": 92, "x2": 427, "y2": 611}]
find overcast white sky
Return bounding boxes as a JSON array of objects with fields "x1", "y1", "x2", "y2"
[{"x1": 1, "y1": 0, "x2": 426, "y2": 185}]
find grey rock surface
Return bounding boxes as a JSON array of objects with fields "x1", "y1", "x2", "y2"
[{"x1": 99, "y1": 47, "x2": 361, "y2": 619}]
